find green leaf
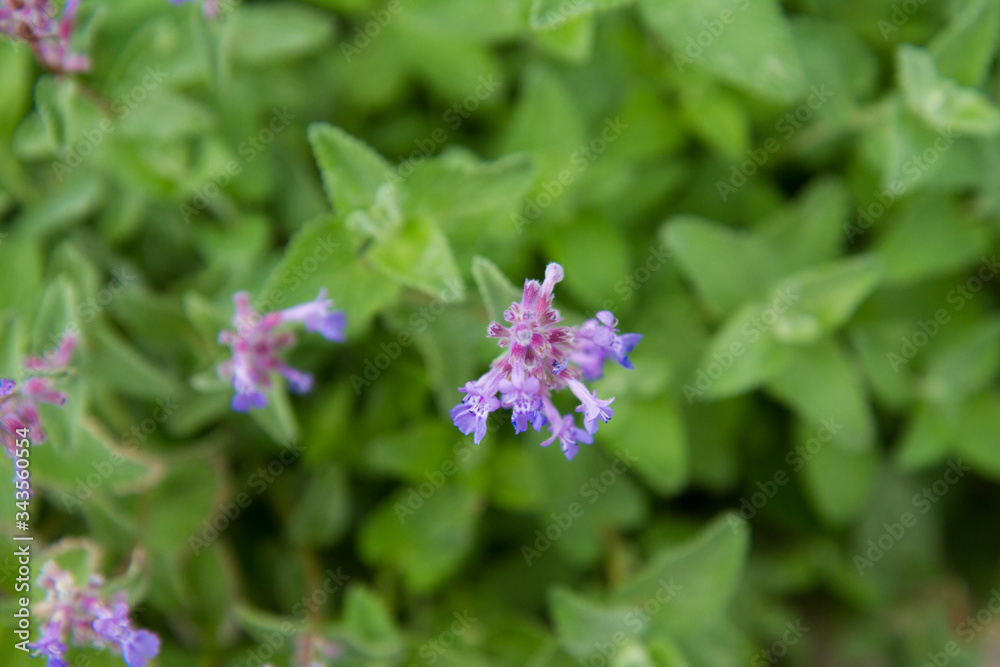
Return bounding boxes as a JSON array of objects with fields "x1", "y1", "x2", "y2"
[
  {"x1": 921, "y1": 318, "x2": 1000, "y2": 404},
  {"x1": 471, "y1": 256, "x2": 521, "y2": 322},
  {"x1": 368, "y1": 216, "x2": 465, "y2": 298},
  {"x1": 688, "y1": 301, "x2": 792, "y2": 400},
  {"x1": 86, "y1": 325, "x2": 179, "y2": 400},
  {"x1": 489, "y1": 443, "x2": 546, "y2": 513},
  {"x1": 533, "y1": 11, "x2": 596, "y2": 63},
  {"x1": 365, "y1": 422, "x2": 461, "y2": 482},
  {"x1": 34, "y1": 75, "x2": 68, "y2": 151},
  {"x1": 850, "y1": 320, "x2": 917, "y2": 410},
  {"x1": 874, "y1": 196, "x2": 992, "y2": 286},
  {"x1": 769, "y1": 255, "x2": 882, "y2": 342},
  {"x1": 532, "y1": 447, "x2": 648, "y2": 569},
  {"x1": 897, "y1": 44, "x2": 1000, "y2": 135},
  {"x1": 661, "y1": 216, "x2": 776, "y2": 320},
  {"x1": 544, "y1": 215, "x2": 630, "y2": 311},
  {"x1": 612, "y1": 643, "x2": 656, "y2": 667},
  {"x1": 182, "y1": 291, "x2": 232, "y2": 343},
  {"x1": 928, "y1": 0, "x2": 1000, "y2": 87},
  {"x1": 0, "y1": 233, "x2": 42, "y2": 314},
  {"x1": 144, "y1": 460, "x2": 221, "y2": 554},
  {"x1": 612, "y1": 514, "x2": 749, "y2": 634},
  {"x1": 31, "y1": 276, "x2": 78, "y2": 354},
  {"x1": 500, "y1": 65, "x2": 586, "y2": 188},
  {"x1": 235, "y1": 605, "x2": 306, "y2": 647},
  {"x1": 790, "y1": 17, "x2": 878, "y2": 128},
  {"x1": 15, "y1": 172, "x2": 106, "y2": 240},
  {"x1": 117, "y1": 89, "x2": 214, "y2": 141},
  {"x1": 182, "y1": 541, "x2": 237, "y2": 637},
  {"x1": 259, "y1": 216, "x2": 401, "y2": 336},
  {"x1": 895, "y1": 403, "x2": 953, "y2": 471},
  {"x1": 406, "y1": 151, "x2": 535, "y2": 239},
  {"x1": 679, "y1": 85, "x2": 749, "y2": 160},
  {"x1": 308, "y1": 124, "x2": 396, "y2": 216},
  {"x1": 599, "y1": 399, "x2": 688, "y2": 495},
  {"x1": 881, "y1": 99, "x2": 977, "y2": 194},
  {"x1": 530, "y1": 0, "x2": 595, "y2": 30},
  {"x1": 759, "y1": 178, "x2": 850, "y2": 275},
  {"x1": 549, "y1": 588, "x2": 634, "y2": 660},
  {"x1": 287, "y1": 466, "x2": 351, "y2": 548},
  {"x1": 766, "y1": 340, "x2": 876, "y2": 452},
  {"x1": 338, "y1": 585, "x2": 405, "y2": 657},
  {"x1": 797, "y1": 420, "x2": 878, "y2": 526},
  {"x1": 953, "y1": 392, "x2": 1000, "y2": 480},
  {"x1": 0, "y1": 45, "x2": 34, "y2": 138},
  {"x1": 404, "y1": 0, "x2": 527, "y2": 41},
  {"x1": 344, "y1": 181, "x2": 403, "y2": 238},
  {"x1": 224, "y1": 4, "x2": 335, "y2": 65},
  {"x1": 249, "y1": 376, "x2": 300, "y2": 444},
  {"x1": 638, "y1": 0, "x2": 807, "y2": 103},
  {"x1": 32, "y1": 419, "x2": 164, "y2": 500},
  {"x1": 390, "y1": 304, "x2": 492, "y2": 412},
  {"x1": 358, "y1": 484, "x2": 480, "y2": 592}
]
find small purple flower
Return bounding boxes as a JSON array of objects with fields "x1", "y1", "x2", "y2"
[
  {"x1": 24, "y1": 332, "x2": 79, "y2": 372},
  {"x1": 0, "y1": 0, "x2": 90, "y2": 72},
  {"x1": 540, "y1": 414, "x2": 593, "y2": 461},
  {"x1": 31, "y1": 559, "x2": 160, "y2": 667},
  {"x1": 0, "y1": 332, "x2": 76, "y2": 458},
  {"x1": 567, "y1": 379, "x2": 615, "y2": 435},
  {"x1": 31, "y1": 624, "x2": 68, "y2": 667},
  {"x1": 92, "y1": 602, "x2": 161, "y2": 667},
  {"x1": 217, "y1": 290, "x2": 346, "y2": 412},
  {"x1": 278, "y1": 289, "x2": 347, "y2": 342},
  {"x1": 449, "y1": 381, "x2": 500, "y2": 444},
  {"x1": 498, "y1": 376, "x2": 543, "y2": 434},
  {"x1": 571, "y1": 311, "x2": 643, "y2": 381},
  {"x1": 450, "y1": 263, "x2": 640, "y2": 460}
]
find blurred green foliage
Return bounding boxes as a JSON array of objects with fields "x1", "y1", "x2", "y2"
[{"x1": 1, "y1": 0, "x2": 1000, "y2": 665}]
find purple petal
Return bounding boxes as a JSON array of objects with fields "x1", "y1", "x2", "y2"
[
  {"x1": 561, "y1": 439, "x2": 580, "y2": 460},
  {"x1": 93, "y1": 618, "x2": 118, "y2": 642},
  {"x1": 308, "y1": 311, "x2": 347, "y2": 342},
  {"x1": 123, "y1": 630, "x2": 161, "y2": 667},
  {"x1": 232, "y1": 390, "x2": 267, "y2": 412},
  {"x1": 277, "y1": 364, "x2": 314, "y2": 394}
]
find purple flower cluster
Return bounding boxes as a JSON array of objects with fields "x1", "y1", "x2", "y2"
[
  {"x1": 450, "y1": 263, "x2": 641, "y2": 460},
  {"x1": 0, "y1": 332, "x2": 77, "y2": 459},
  {"x1": 31, "y1": 561, "x2": 160, "y2": 667},
  {"x1": 0, "y1": 0, "x2": 89, "y2": 73},
  {"x1": 217, "y1": 290, "x2": 346, "y2": 412},
  {"x1": 167, "y1": 0, "x2": 220, "y2": 18}
]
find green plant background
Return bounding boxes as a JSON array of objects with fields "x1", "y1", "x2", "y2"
[{"x1": 1, "y1": 0, "x2": 1000, "y2": 665}]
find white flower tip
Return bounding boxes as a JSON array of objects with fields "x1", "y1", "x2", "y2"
[{"x1": 544, "y1": 263, "x2": 564, "y2": 286}]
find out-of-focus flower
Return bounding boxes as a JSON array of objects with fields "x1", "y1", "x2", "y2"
[
  {"x1": 217, "y1": 290, "x2": 346, "y2": 412},
  {"x1": 0, "y1": 332, "x2": 77, "y2": 459},
  {"x1": 0, "y1": 0, "x2": 90, "y2": 73},
  {"x1": 92, "y1": 602, "x2": 161, "y2": 667},
  {"x1": 450, "y1": 263, "x2": 641, "y2": 460},
  {"x1": 30, "y1": 561, "x2": 160, "y2": 667}
]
